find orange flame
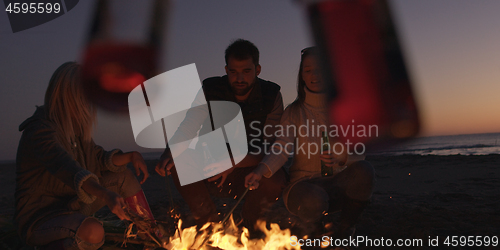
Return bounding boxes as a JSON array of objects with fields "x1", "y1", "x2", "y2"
[{"x1": 163, "y1": 216, "x2": 301, "y2": 250}]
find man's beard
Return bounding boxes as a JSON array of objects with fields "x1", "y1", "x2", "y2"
[{"x1": 230, "y1": 81, "x2": 254, "y2": 96}]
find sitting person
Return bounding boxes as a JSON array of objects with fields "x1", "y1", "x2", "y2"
[
  {"x1": 155, "y1": 39, "x2": 287, "y2": 233},
  {"x1": 245, "y1": 47, "x2": 375, "y2": 238},
  {"x1": 15, "y1": 62, "x2": 155, "y2": 250}
]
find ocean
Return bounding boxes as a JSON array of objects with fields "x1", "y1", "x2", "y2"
[
  {"x1": 140, "y1": 133, "x2": 500, "y2": 160},
  {"x1": 2, "y1": 133, "x2": 498, "y2": 164},
  {"x1": 370, "y1": 132, "x2": 500, "y2": 156}
]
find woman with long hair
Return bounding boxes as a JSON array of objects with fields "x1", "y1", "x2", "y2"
[
  {"x1": 245, "y1": 47, "x2": 375, "y2": 238},
  {"x1": 15, "y1": 62, "x2": 155, "y2": 249}
]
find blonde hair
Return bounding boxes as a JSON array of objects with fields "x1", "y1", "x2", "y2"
[{"x1": 44, "y1": 62, "x2": 96, "y2": 145}]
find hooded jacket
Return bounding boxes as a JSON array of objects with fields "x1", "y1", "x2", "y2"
[{"x1": 15, "y1": 106, "x2": 125, "y2": 240}]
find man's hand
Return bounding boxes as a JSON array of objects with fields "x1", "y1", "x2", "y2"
[
  {"x1": 131, "y1": 152, "x2": 149, "y2": 184},
  {"x1": 104, "y1": 190, "x2": 130, "y2": 221},
  {"x1": 244, "y1": 163, "x2": 270, "y2": 190},
  {"x1": 203, "y1": 157, "x2": 233, "y2": 177},
  {"x1": 155, "y1": 150, "x2": 175, "y2": 177},
  {"x1": 207, "y1": 166, "x2": 234, "y2": 187}
]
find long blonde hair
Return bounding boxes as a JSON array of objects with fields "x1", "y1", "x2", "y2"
[{"x1": 44, "y1": 62, "x2": 96, "y2": 145}]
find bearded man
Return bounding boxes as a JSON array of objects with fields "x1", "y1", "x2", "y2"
[{"x1": 156, "y1": 39, "x2": 286, "y2": 234}]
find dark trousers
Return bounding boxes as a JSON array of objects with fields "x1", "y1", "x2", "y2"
[
  {"x1": 27, "y1": 169, "x2": 142, "y2": 249},
  {"x1": 171, "y1": 163, "x2": 287, "y2": 229},
  {"x1": 287, "y1": 160, "x2": 375, "y2": 223}
]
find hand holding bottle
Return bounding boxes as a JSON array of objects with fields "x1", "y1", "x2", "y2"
[{"x1": 321, "y1": 131, "x2": 347, "y2": 176}]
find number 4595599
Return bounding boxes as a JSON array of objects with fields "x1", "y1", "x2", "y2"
[
  {"x1": 443, "y1": 236, "x2": 498, "y2": 247},
  {"x1": 5, "y1": 2, "x2": 61, "y2": 14}
]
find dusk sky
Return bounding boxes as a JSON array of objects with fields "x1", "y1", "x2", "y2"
[{"x1": 1, "y1": 0, "x2": 500, "y2": 161}]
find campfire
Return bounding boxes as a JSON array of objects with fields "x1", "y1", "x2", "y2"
[
  {"x1": 107, "y1": 204, "x2": 302, "y2": 250},
  {"x1": 164, "y1": 217, "x2": 301, "y2": 250}
]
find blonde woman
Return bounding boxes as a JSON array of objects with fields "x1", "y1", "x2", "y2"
[
  {"x1": 246, "y1": 47, "x2": 375, "y2": 239},
  {"x1": 15, "y1": 62, "x2": 154, "y2": 249}
]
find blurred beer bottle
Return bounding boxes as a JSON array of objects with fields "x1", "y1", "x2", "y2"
[
  {"x1": 301, "y1": 0, "x2": 420, "y2": 150},
  {"x1": 201, "y1": 142, "x2": 216, "y2": 166},
  {"x1": 80, "y1": 0, "x2": 169, "y2": 113}
]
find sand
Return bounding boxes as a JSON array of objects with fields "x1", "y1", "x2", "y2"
[
  {"x1": 1, "y1": 154, "x2": 499, "y2": 249},
  {"x1": 356, "y1": 155, "x2": 500, "y2": 249}
]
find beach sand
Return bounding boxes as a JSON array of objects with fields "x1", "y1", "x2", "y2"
[
  {"x1": 1, "y1": 154, "x2": 499, "y2": 249},
  {"x1": 356, "y1": 155, "x2": 499, "y2": 249}
]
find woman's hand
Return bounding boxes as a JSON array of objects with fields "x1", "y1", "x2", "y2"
[
  {"x1": 245, "y1": 172, "x2": 262, "y2": 190},
  {"x1": 320, "y1": 148, "x2": 347, "y2": 169},
  {"x1": 320, "y1": 150, "x2": 337, "y2": 167},
  {"x1": 131, "y1": 152, "x2": 149, "y2": 184},
  {"x1": 244, "y1": 164, "x2": 270, "y2": 190},
  {"x1": 112, "y1": 151, "x2": 149, "y2": 184},
  {"x1": 81, "y1": 179, "x2": 130, "y2": 221},
  {"x1": 104, "y1": 190, "x2": 130, "y2": 221}
]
